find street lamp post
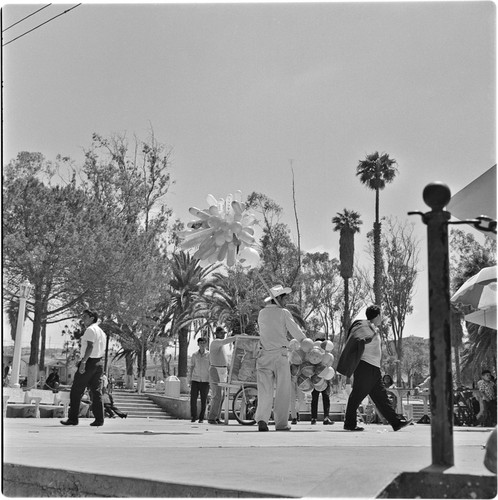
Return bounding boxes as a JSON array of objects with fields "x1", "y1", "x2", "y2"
[{"x1": 10, "y1": 280, "x2": 33, "y2": 388}]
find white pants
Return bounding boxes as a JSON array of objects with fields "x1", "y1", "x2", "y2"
[{"x1": 255, "y1": 348, "x2": 291, "y2": 429}]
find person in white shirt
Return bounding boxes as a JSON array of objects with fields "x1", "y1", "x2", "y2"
[
  {"x1": 61, "y1": 309, "x2": 107, "y2": 427},
  {"x1": 254, "y1": 285, "x2": 306, "y2": 432},
  {"x1": 208, "y1": 327, "x2": 236, "y2": 424}
]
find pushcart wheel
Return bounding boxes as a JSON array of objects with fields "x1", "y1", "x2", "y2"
[{"x1": 232, "y1": 386, "x2": 258, "y2": 425}]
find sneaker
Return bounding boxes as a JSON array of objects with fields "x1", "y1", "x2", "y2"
[
  {"x1": 60, "y1": 419, "x2": 78, "y2": 426},
  {"x1": 258, "y1": 420, "x2": 269, "y2": 432},
  {"x1": 323, "y1": 417, "x2": 334, "y2": 425},
  {"x1": 344, "y1": 425, "x2": 364, "y2": 431},
  {"x1": 393, "y1": 419, "x2": 413, "y2": 431},
  {"x1": 311, "y1": 418, "x2": 317, "y2": 425},
  {"x1": 291, "y1": 418, "x2": 297, "y2": 425}
]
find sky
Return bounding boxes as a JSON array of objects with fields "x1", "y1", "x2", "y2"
[{"x1": 2, "y1": 1, "x2": 496, "y2": 349}]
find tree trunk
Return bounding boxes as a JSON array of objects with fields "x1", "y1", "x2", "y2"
[
  {"x1": 453, "y1": 344, "x2": 461, "y2": 387},
  {"x1": 373, "y1": 228, "x2": 382, "y2": 306},
  {"x1": 39, "y1": 321, "x2": 47, "y2": 373},
  {"x1": 28, "y1": 288, "x2": 43, "y2": 389},
  {"x1": 178, "y1": 327, "x2": 189, "y2": 393},
  {"x1": 373, "y1": 188, "x2": 382, "y2": 306},
  {"x1": 343, "y1": 277, "x2": 350, "y2": 335},
  {"x1": 125, "y1": 352, "x2": 134, "y2": 389}
]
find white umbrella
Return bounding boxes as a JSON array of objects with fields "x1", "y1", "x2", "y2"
[
  {"x1": 464, "y1": 306, "x2": 497, "y2": 330},
  {"x1": 451, "y1": 266, "x2": 497, "y2": 309}
]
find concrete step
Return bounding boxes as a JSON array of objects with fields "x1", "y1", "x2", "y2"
[{"x1": 109, "y1": 390, "x2": 174, "y2": 419}]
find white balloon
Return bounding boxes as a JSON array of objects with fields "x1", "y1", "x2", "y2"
[
  {"x1": 238, "y1": 246, "x2": 261, "y2": 268},
  {"x1": 288, "y1": 339, "x2": 300, "y2": 351},
  {"x1": 300, "y1": 338, "x2": 314, "y2": 353},
  {"x1": 206, "y1": 194, "x2": 218, "y2": 207}
]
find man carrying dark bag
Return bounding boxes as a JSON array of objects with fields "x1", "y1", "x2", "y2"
[{"x1": 337, "y1": 305, "x2": 412, "y2": 432}]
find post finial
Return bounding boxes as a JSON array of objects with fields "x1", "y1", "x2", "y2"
[{"x1": 423, "y1": 182, "x2": 451, "y2": 211}]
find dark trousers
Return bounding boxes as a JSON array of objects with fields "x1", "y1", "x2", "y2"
[
  {"x1": 345, "y1": 361, "x2": 402, "y2": 429},
  {"x1": 68, "y1": 358, "x2": 104, "y2": 423},
  {"x1": 311, "y1": 389, "x2": 330, "y2": 419},
  {"x1": 104, "y1": 403, "x2": 126, "y2": 418},
  {"x1": 190, "y1": 381, "x2": 210, "y2": 420}
]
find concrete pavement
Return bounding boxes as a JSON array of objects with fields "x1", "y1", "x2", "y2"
[{"x1": 3, "y1": 418, "x2": 496, "y2": 498}]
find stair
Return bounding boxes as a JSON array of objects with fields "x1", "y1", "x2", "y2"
[{"x1": 111, "y1": 390, "x2": 173, "y2": 420}]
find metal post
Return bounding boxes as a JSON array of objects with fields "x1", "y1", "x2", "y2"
[
  {"x1": 419, "y1": 183, "x2": 454, "y2": 467},
  {"x1": 10, "y1": 280, "x2": 33, "y2": 388}
]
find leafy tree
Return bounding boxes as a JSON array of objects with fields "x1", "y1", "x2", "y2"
[
  {"x1": 377, "y1": 217, "x2": 420, "y2": 384},
  {"x1": 356, "y1": 151, "x2": 398, "y2": 306},
  {"x1": 246, "y1": 192, "x2": 299, "y2": 289},
  {"x1": 200, "y1": 268, "x2": 261, "y2": 336},
  {"x1": 397, "y1": 336, "x2": 430, "y2": 388},
  {"x1": 332, "y1": 209, "x2": 363, "y2": 335},
  {"x1": 3, "y1": 156, "x2": 105, "y2": 386}
]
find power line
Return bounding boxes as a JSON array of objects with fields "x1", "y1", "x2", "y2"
[
  {"x1": 2, "y1": 4, "x2": 81, "y2": 47},
  {"x1": 2, "y1": 4, "x2": 52, "y2": 32}
]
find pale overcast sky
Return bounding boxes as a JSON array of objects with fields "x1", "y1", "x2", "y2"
[{"x1": 2, "y1": 1, "x2": 496, "y2": 348}]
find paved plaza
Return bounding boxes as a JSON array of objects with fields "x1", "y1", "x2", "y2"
[{"x1": 3, "y1": 418, "x2": 496, "y2": 498}]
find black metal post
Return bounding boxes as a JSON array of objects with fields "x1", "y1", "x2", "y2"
[{"x1": 412, "y1": 182, "x2": 454, "y2": 467}]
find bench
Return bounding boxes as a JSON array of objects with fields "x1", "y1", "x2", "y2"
[
  {"x1": 3, "y1": 388, "x2": 70, "y2": 418},
  {"x1": 27, "y1": 389, "x2": 70, "y2": 418},
  {"x1": 3, "y1": 388, "x2": 41, "y2": 418},
  {"x1": 329, "y1": 402, "x2": 346, "y2": 421}
]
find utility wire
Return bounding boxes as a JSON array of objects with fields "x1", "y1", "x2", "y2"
[
  {"x1": 2, "y1": 4, "x2": 52, "y2": 32},
  {"x1": 3, "y1": 4, "x2": 81, "y2": 47}
]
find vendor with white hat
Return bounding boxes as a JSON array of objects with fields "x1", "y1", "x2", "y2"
[{"x1": 255, "y1": 285, "x2": 306, "y2": 431}]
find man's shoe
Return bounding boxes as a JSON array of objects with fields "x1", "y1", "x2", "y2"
[
  {"x1": 393, "y1": 419, "x2": 413, "y2": 431},
  {"x1": 90, "y1": 421, "x2": 104, "y2": 427},
  {"x1": 311, "y1": 418, "x2": 317, "y2": 425},
  {"x1": 191, "y1": 418, "x2": 196, "y2": 422},
  {"x1": 291, "y1": 418, "x2": 297, "y2": 425},
  {"x1": 276, "y1": 426, "x2": 291, "y2": 431},
  {"x1": 60, "y1": 419, "x2": 78, "y2": 426},
  {"x1": 208, "y1": 420, "x2": 218, "y2": 424},
  {"x1": 258, "y1": 420, "x2": 269, "y2": 432},
  {"x1": 344, "y1": 425, "x2": 364, "y2": 431},
  {"x1": 323, "y1": 417, "x2": 334, "y2": 425}
]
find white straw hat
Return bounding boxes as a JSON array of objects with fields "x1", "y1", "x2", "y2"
[{"x1": 264, "y1": 285, "x2": 292, "y2": 302}]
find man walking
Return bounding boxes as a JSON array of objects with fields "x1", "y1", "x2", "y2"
[
  {"x1": 255, "y1": 285, "x2": 306, "y2": 432},
  {"x1": 337, "y1": 305, "x2": 412, "y2": 432},
  {"x1": 208, "y1": 327, "x2": 235, "y2": 424},
  {"x1": 61, "y1": 309, "x2": 106, "y2": 427}
]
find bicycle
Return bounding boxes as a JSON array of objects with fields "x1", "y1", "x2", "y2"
[{"x1": 232, "y1": 384, "x2": 258, "y2": 425}]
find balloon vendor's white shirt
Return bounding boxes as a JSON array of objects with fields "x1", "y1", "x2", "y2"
[{"x1": 258, "y1": 305, "x2": 306, "y2": 350}]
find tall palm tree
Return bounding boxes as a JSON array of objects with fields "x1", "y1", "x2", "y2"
[
  {"x1": 332, "y1": 209, "x2": 362, "y2": 335},
  {"x1": 356, "y1": 151, "x2": 397, "y2": 306},
  {"x1": 168, "y1": 251, "x2": 219, "y2": 391}
]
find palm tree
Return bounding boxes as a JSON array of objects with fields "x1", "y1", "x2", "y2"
[
  {"x1": 332, "y1": 209, "x2": 362, "y2": 335},
  {"x1": 168, "y1": 251, "x2": 219, "y2": 391},
  {"x1": 356, "y1": 151, "x2": 397, "y2": 306}
]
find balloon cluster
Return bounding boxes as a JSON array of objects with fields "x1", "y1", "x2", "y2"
[
  {"x1": 179, "y1": 191, "x2": 261, "y2": 267},
  {"x1": 289, "y1": 338, "x2": 335, "y2": 392}
]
